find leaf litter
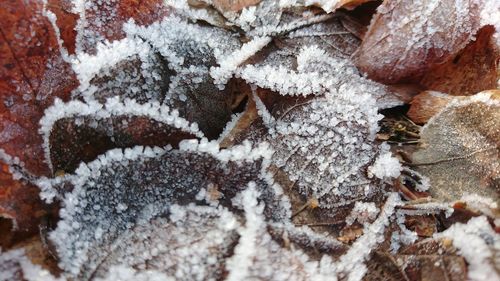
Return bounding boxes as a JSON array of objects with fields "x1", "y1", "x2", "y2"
[{"x1": 0, "y1": 0, "x2": 499, "y2": 281}]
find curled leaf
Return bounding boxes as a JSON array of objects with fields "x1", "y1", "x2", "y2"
[{"x1": 355, "y1": 0, "x2": 482, "y2": 84}]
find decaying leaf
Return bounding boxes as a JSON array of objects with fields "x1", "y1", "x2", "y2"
[
  {"x1": 0, "y1": 162, "x2": 50, "y2": 238},
  {"x1": 355, "y1": 0, "x2": 483, "y2": 84},
  {"x1": 0, "y1": 0, "x2": 78, "y2": 176},
  {"x1": 41, "y1": 143, "x2": 287, "y2": 279},
  {"x1": 407, "y1": 91, "x2": 455, "y2": 125},
  {"x1": 1, "y1": 0, "x2": 499, "y2": 280},
  {"x1": 41, "y1": 97, "x2": 203, "y2": 173},
  {"x1": 71, "y1": 0, "x2": 169, "y2": 54},
  {"x1": 420, "y1": 25, "x2": 500, "y2": 96},
  {"x1": 410, "y1": 90, "x2": 500, "y2": 202}
]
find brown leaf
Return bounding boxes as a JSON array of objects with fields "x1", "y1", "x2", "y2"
[
  {"x1": 212, "y1": 0, "x2": 261, "y2": 12},
  {"x1": 46, "y1": 0, "x2": 79, "y2": 54},
  {"x1": 76, "y1": 0, "x2": 169, "y2": 53},
  {"x1": 0, "y1": 162, "x2": 49, "y2": 237},
  {"x1": 410, "y1": 90, "x2": 500, "y2": 202},
  {"x1": 407, "y1": 91, "x2": 455, "y2": 124},
  {"x1": 420, "y1": 25, "x2": 499, "y2": 96},
  {"x1": 354, "y1": 0, "x2": 482, "y2": 84},
  {"x1": 49, "y1": 115, "x2": 198, "y2": 173},
  {"x1": 0, "y1": 0, "x2": 78, "y2": 176}
]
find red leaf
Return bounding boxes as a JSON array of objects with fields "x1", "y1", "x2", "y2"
[{"x1": 0, "y1": 0, "x2": 78, "y2": 176}]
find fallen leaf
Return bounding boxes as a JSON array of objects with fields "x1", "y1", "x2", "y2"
[
  {"x1": 0, "y1": 0, "x2": 78, "y2": 176},
  {"x1": 407, "y1": 91, "x2": 455, "y2": 124},
  {"x1": 410, "y1": 90, "x2": 500, "y2": 202},
  {"x1": 74, "y1": 0, "x2": 169, "y2": 53},
  {"x1": 0, "y1": 162, "x2": 50, "y2": 242},
  {"x1": 212, "y1": 0, "x2": 261, "y2": 12},
  {"x1": 420, "y1": 25, "x2": 499, "y2": 96},
  {"x1": 355, "y1": 0, "x2": 482, "y2": 84}
]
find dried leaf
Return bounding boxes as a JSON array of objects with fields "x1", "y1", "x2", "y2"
[
  {"x1": 73, "y1": 0, "x2": 169, "y2": 54},
  {"x1": 420, "y1": 25, "x2": 500, "y2": 96},
  {"x1": 410, "y1": 90, "x2": 500, "y2": 202},
  {"x1": 43, "y1": 144, "x2": 286, "y2": 279},
  {"x1": 0, "y1": 0, "x2": 78, "y2": 176},
  {"x1": 355, "y1": 0, "x2": 482, "y2": 84},
  {"x1": 0, "y1": 163, "x2": 49, "y2": 237},
  {"x1": 407, "y1": 91, "x2": 455, "y2": 124}
]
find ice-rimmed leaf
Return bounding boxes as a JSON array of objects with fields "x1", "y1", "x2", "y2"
[
  {"x1": 92, "y1": 205, "x2": 240, "y2": 280},
  {"x1": 354, "y1": 0, "x2": 483, "y2": 84},
  {"x1": 43, "y1": 141, "x2": 288, "y2": 279},
  {"x1": 410, "y1": 91, "x2": 500, "y2": 202},
  {"x1": 72, "y1": 17, "x2": 243, "y2": 139},
  {"x1": 39, "y1": 97, "x2": 203, "y2": 173},
  {"x1": 253, "y1": 87, "x2": 398, "y2": 209}
]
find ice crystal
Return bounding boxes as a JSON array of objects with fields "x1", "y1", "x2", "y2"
[
  {"x1": 253, "y1": 88, "x2": 388, "y2": 208},
  {"x1": 0, "y1": 249, "x2": 62, "y2": 281},
  {"x1": 5, "y1": 1, "x2": 497, "y2": 280},
  {"x1": 73, "y1": 16, "x2": 242, "y2": 138},
  {"x1": 434, "y1": 216, "x2": 500, "y2": 281},
  {"x1": 46, "y1": 143, "x2": 287, "y2": 279},
  {"x1": 355, "y1": 0, "x2": 484, "y2": 83}
]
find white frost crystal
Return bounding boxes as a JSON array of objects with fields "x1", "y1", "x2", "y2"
[
  {"x1": 368, "y1": 151, "x2": 402, "y2": 179},
  {"x1": 1, "y1": 1, "x2": 496, "y2": 281}
]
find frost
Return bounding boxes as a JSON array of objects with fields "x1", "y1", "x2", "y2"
[
  {"x1": 238, "y1": 42, "x2": 402, "y2": 108},
  {"x1": 434, "y1": 216, "x2": 500, "y2": 281},
  {"x1": 211, "y1": 36, "x2": 271, "y2": 86},
  {"x1": 0, "y1": 249, "x2": 63, "y2": 281},
  {"x1": 345, "y1": 202, "x2": 380, "y2": 226},
  {"x1": 355, "y1": 0, "x2": 483, "y2": 83},
  {"x1": 92, "y1": 205, "x2": 240, "y2": 280},
  {"x1": 334, "y1": 193, "x2": 401, "y2": 281},
  {"x1": 46, "y1": 143, "x2": 284, "y2": 279},
  {"x1": 95, "y1": 266, "x2": 172, "y2": 281},
  {"x1": 39, "y1": 97, "x2": 203, "y2": 172},
  {"x1": 411, "y1": 91, "x2": 500, "y2": 201},
  {"x1": 254, "y1": 88, "x2": 391, "y2": 208},
  {"x1": 72, "y1": 16, "x2": 242, "y2": 138},
  {"x1": 7, "y1": 1, "x2": 496, "y2": 280},
  {"x1": 226, "y1": 185, "x2": 320, "y2": 281},
  {"x1": 368, "y1": 150, "x2": 402, "y2": 179}
]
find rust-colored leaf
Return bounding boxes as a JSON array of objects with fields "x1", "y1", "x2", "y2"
[
  {"x1": 0, "y1": 0, "x2": 78, "y2": 176},
  {"x1": 354, "y1": 0, "x2": 482, "y2": 84},
  {"x1": 77, "y1": 0, "x2": 169, "y2": 53},
  {"x1": 0, "y1": 162, "x2": 49, "y2": 237},
  {"x1": 407, "y1": 91, "x2": 455, "y2": 125},
  {"x1": 420, "y1": 25, "x2": 499, "y2": 96}
]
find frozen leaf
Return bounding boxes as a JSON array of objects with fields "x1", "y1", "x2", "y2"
[
  {"x1": 44, "y1": 143, "x2": 287, "y2": 279},
  {"x1": 253, "y1": 88, "x2": 396, "y2": 209},
  {"x1": 355, "y1": 0, "x2": 483, "y2": 84},
  {"x1": 39, "y1": 97, "x2": 204, "y2": 173},
  {"x1": 410, "y1": 91, "x2": 500, "y2": 202},
  {"x1": 0, "y1": 0, "x2": 78, "y2": 176},
  {"x1": 0, "y1": 248, "x2": 63, "y2": 281},
  {"x1": 237, "y1": 24, "x2": 403, "y2": 108},
  {"x1": 72, "y1": 17, "x2": 243, "y2": 139},
  {"x1": 302, "y1": 0, "x2": 374, "y2": 13},
  {"x1": 0, "y1": 161, "x2": 49, "y2": 236},
  {"x1": 84, "y1": 54, "x2": 173, "y2": 105},
  {"x1": 407, "y1": 91, "x2": 455, "y2": 125},
  {"x1": 45, "y1": 0, "x2": 79, "y2": 55},
  {"x1": 420, "y1": 25, "x2": 500, "y2": 96},
  {"x1": 434, "y1": 216, "x2": 500, "y2": 280},
  {"x1": 211, "y1": 0, "x2": 262, "y2": 12},
  {"x1": 92, "y1": 205, "x2": 240, "y2": 280},
  {"x1": 364, "y1": 246, "x2": 467, "y2": 281},
  {"x1": 72, "y1": 0, "x2": 169, "y2": 54}
]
